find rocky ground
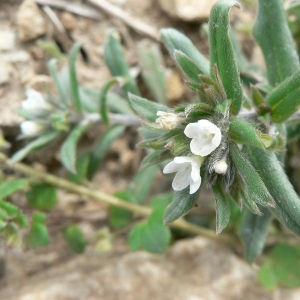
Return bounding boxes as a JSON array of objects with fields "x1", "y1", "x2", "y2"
[{"x1": 0, "y1": 0, "x2": 299, "y2": 299}]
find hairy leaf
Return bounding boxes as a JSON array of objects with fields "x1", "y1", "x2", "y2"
[
  {"x1": 104, "y1": 31, "x2": 139, "y2": 97},
  {"x1": 87, "y1": 124, "x2": 125, "y2": 180},
  {"x1": 230, "y1": 117, "x2": 264, "y2": 148},
  {"x1": 63, "y1": 225, "x2": 86, "y2": 254},
  {"x1": 253, "y1": 0, "x2": 299, "y2": 86},
  {"x1": 60, "y1": 122, "x2": 89, "y2": 173},
  {"x1": 128, "y1": 93, "x2": 169, "y2": 122},
  {"x1": 213, "y1": 184, "x2": 231, "y2": 234},
  {"x1": 164, "y1": 187, "x2": 200, "y2": 225},
  {"x1": 209, "y1": 0, "x2": 243, "y2": 115},
  {"x1": 240, "y1": 207, "x2": 273, "y2": 263},
  {"x1": 160, "y1": 28, "x2": 210, "y2": 76},
  {"x1": 28, "y1": 212, "x2": 50, "y2": 248},
  {"x1": 267, "y1": 69, "x2": 300, "y2": 123}
]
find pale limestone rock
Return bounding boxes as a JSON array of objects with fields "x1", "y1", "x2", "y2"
[
  {"x1": 0, "y1": 31, "x2": 16, "y2": 51},
  {"x1": 158, "y1": 0, "x2": 218, "y2": 22},
  {"x1": 17, "y1": 0, "x2": 46, "y2": 42},
  {"x1": 0, "y1": 62, "x2": 12, "y2": 85},
  {"x1": 4, "y1": 237, "x2": 300, "y2": 299},
  {"x1": 165, "y1": 69, "x2": 185, "y2": 102}
]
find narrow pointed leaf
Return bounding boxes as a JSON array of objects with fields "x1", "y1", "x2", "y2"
[
  {"x1": 48, "y1": 59, "x2": 68, "y2": 106},
  {"x1": 164, "y1": 187, "x2": 200, "y2": 225},
  {"x1": 128, "y1": 94, "x2": 169, "y2": 122},
  {"x1": 267, "y1": 69, "x2": 300, "y2": 123},
  {"x1": 69, "y1": 41, "x2": 84, "y2": 113},
  {"x1": 99, "y1": 78, "x2": 119, "y2": 124},
  {"x1": 174, "y1": 50, "x2": 202, "y2": 83},
  {"x1": 87, "y1": 124, "x2": 125, "y2": 180},
  {"x1": 246, "y1": 146, "x2": 300, "y2": 237},
  {"x1": 253, "y1": 0, "x2": 299, "y2": 86},
  {"x1": 240, "y1": 207, "x2": 273, "y2": 263},
  {"x1": 230, "y1": 117, "x2": 264, "y2": 148},
  {"x1": 12, "y1": 131, "x2": 60, "y2": 163},
  {"x1": 60, "y1": 122, "x2": 89, "y2": 174},
  {"x1": 209, "y1": 0, "x2": 243, "y2": 115},
  {"x1": 230, "y1": 144, "x2": 275, "y2": 208},
  {"x1": 212, "y1": 184, "x2": 231, "y2": 234},
  {"x1": 160, "y1": 28, "x2": 210, "y2": 76},
  {"x1": 104, "y1": 31, "x2": 139, "y2": 97},
  {"x1": 138, "y1": 44, "x2": 167, "y2": 104}
]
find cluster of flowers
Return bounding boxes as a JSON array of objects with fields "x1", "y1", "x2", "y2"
[{"x1": 156, "y1": 111, "x2": 227, "y2": 194}]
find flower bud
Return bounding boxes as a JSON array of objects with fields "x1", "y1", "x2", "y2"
[
  {"x1": 214, "y1": 159, "x2": 228, "y2": 174},
  {"x1": 20, "y1": 121, "x2": 46, "y2": 137},
  {"x1": 155, "y1": 111, "x2": 180, "y2": 130},
  {"x1": 22, "y1": 89, "x2": 52, "y2": 112}
]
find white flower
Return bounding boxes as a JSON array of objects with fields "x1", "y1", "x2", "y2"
[
  {"x1": 20, "y1": 121, "x2": 46, "y2": 137},
  {"x1": 213, "y1": 159, "x2": 228, "y2": 174},
  {"x1": 22, "y1": 89, "x2": 52, "y2": 112},
  {"x1": 184, "y1": 120, "x2": 222, "y2": 156},
  {"x1": 163, "y1": 155, "x2": 204, "y2": 194},
  {"x1": 155, "y1": 111, "x2": 180, "y2": 130}
]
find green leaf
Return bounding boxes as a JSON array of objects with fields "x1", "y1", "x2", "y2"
[
  {"x1": 0, "y1": 201, "x2": 27, "y2": 228},
  {"x1": 60, "y1": 122, "x2": 89, "y2": 174},
  {"x1": 174, "y1": 50, "x2": 202, "y2": 83},
  {"x1": 68, "y1": 152, "x2": 90, "y2": 183},
  {"x1": 28, "y1": 212, "x2": 50, "y2": 248},
  {"x1": 267, "y1": 69, "x2": 300, "y2": 123},
  {"x1": 130, "y1": 165, "x2": 158, "y2": 204},
  {"x1": 0, "y1": 179, "x2": 30, "y2": 199},
  {"x1": 138, "y1": 44, "x2": 167, "y2": 104},
  {"x1": 62, "y1": 225, "x2": 86, "y2": 254},
  {"x1": 87, "y1": 124, "x2": 125, "y2": 180},
  {"x1": 240, "y1": 207, "x2": 273, "y2": 263},
  {"x1": 99, "y1": 78, "x2": 119, "y2": 124},
  {"x1": 160, "y1": 28, "x2": 210, "y2": 76},
  {"x1": 212, "y1": 184, "x2": 231, "y2": 234},
  {"x1": 69, "y1": 41, "x2": 84, "y2": 113},
  {"x1": 104, "y1": 31, "x2": 139, "y2": 97},
  {"x1": 164, "y1": 187, "x2": 200, "y2": 225},
  {"x1": 245, "y1": 146, "x2": 300, "y2": 237},
  {"x1": 128, "y1": 94, "x2": 169, "y2": 122},
  {"x1": 129, "y1": 195, "x2": 171, "y2": 253},
  {"x1": 209, "y1": 0, "x2": 243, "y2": 115},
  {"x1": 258, "y1": 243, "x2": 300, "y2": 289},
  {"x1": 109, "y1": 191, "x2": 133, "y2": 229},
  {"x1": 12, "y1": 131, "x2": 60, "y2": 163},
  {"x1": 26, "y1": 184, "x2": 57, "y2": 211},
  {"x1": 230, "y1": 144, "x2": 275, "y2": 211},
  {"x1": 230, "y1": 117, "x2": 264, "y2": 148},
  {"x1": 48, "y1": 59, "x2": 68, "y2": 106},
  {"x1": 253, "y1": 0, "x2": 299, "y2": 86}
]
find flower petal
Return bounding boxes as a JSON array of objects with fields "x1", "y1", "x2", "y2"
[
  {"x1": 189, "y1": 176, "x2": 201, "y2": 194},
  {"x1": 163, "y1": 161, "x2": 180, "y2": 174},
  {"x1": 190, "y1": 162, "x2": 201, "y2": 181},
  {"x1": 184, "y1": 123, "x2": 201, "y2": 138},
  {"x1": 190, "y1": 138, "x2": 218, "y2": 156},
  {"x1": 172, "y1": 168, "x2": 191, "y2": 191},
  {"x1": 174, "y1": 156, "x2": 193, "y2": 164},
  {"x1": 212, "y1": 129, "x2": 222, "y2": 146}
]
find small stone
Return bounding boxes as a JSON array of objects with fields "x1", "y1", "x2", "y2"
[
  {"x1": 0, "y1": 31, "x2": 16, "y2": 51},
  {"x1": 60, "y1": 12, "x2": 77, "y2": 31},
  {"x1": 17, "y1": 0, "x2": 47, "y2": 42},
  {"x1": 158, "y1": 0, "x2": 218, "y2": 22},
  {"x1": 0, "y1": 62, "x2": 12, "y2": 85},
  {"x1": 165, "y1": 69, "x2": 185, "y2": 102}
]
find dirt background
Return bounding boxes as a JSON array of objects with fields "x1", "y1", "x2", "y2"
[{"x1": 0, "y1": 0, "x2": 300, "y2": 299}]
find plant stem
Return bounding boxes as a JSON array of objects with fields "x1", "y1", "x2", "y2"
[{"x1": 0, "y1": 152, "x2": 236, "y2": 245}]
